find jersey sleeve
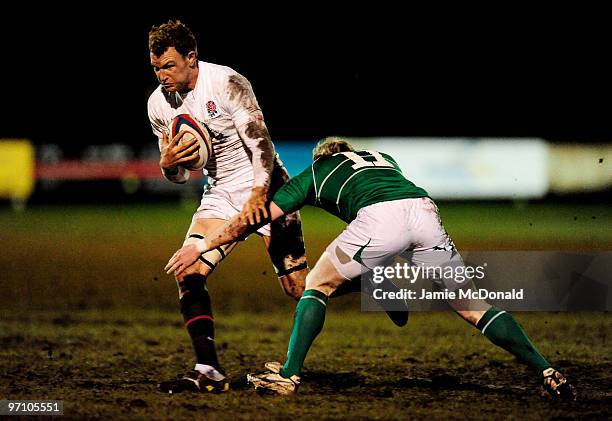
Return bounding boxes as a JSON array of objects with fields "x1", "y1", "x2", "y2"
[
  {"x1": 272, "y1": 166, "x2": 315, "y2": 214},
  {"x1": 147, "y1": 94, "x2": 166, "y2": 145},
  {"x1": 380, "y1": 152, "x2": 403, "y2": 173},
  {"x1": 221, "y1": 71, "x2": 264, "y2": 129},
  {"x1": 219, "y1": 69, "x2": 274, "y2": 189}
]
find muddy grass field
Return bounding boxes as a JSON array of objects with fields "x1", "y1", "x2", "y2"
[
  {"x1": 1, "y1": 203, "x2": 610, "y2": 419},
  {"x1": 1, "y1": 310, "x2": 610, "y2": 420}
]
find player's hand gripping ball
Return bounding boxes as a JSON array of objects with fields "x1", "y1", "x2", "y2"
[{"x1": 170, "y1": 114, "x2": 212, "y2": 171}]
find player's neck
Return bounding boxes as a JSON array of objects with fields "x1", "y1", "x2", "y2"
[
  {"x1": 187, "y1": 63, "x2": 200, "y2": 91},
  {"x1": 185, "y1": 66, "x2": 200, "y2": 92},
  {"x1": 176, "y1": 66, "x2": 199, "y2": 98}
]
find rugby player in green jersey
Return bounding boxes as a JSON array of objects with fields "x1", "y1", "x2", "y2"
[{"x1": 165, "y1": 137, "x2": 575, "y2": 400}]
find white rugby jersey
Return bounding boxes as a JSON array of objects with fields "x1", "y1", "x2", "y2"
[{"x1": 147, "y1": 61, "x2": 271, "y2": 188}]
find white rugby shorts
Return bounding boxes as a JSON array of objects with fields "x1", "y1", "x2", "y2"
[
  {"x1": 325, "y1": 197, "x2": 467, "y2": 291},
  {"x1": 192, "y1": 182, "x2": 271, "y2": 236}
]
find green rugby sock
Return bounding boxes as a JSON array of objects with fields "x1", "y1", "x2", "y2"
[
  {"x1": 280, "y1": 289, "x2": 328, "y2": 378},
  {"x1": 477, "y1": 307, "x2": 551, "y2": 372}
]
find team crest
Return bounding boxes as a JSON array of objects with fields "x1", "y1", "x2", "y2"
[{"x1": 206, "y1": 100, "x2": 219, "y2": 118}]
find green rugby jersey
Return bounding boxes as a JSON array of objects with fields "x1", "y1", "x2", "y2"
[{"x1": 273, "y1": 150, "x2": 428, "y2": 223}]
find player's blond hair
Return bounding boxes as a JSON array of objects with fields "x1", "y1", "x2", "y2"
[{"x1": 312, "y1": 137, "x2": 354, "y2": 160}]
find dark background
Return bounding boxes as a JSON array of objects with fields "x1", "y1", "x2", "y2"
[{"x1": 1, "y1": 6, "x2": 610, "y2": 154}]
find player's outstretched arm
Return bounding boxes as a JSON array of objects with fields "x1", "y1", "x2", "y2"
[
  {"x1": 164, "y1": 202, "x2": 286, "y2": 276},
  {"x1": 227, "y1": 73, "x2": 275, "y2": 225}
]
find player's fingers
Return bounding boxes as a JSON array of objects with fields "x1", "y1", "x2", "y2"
[
  {"x1": 165, "y1": 252, "x2": 181, "y2": 272},
  {"x1": 173, "y1": 141, "x2": 198, "y2": 159},
  {"x1": 165, "y1": 259, "x2": 176, "y2": 273},
  {"x1": 171, "y1": 263, "x2": 181, "y2": 276},
  {"x1": 165, "y1": 259, "x2": 177, "y2": 274},
  {"x1": 170, "y1": 130, "x2": 186, "y2": 146},
  {"x1": 261, "y1": 205, "x2": 269, "y2": 220},
  {"x1": 172, "y1": 259, "x2": 187, "y2": 276},
  {"x1": 254, "y1": 207, "x2": 261, "y2": 224},
  {"x1": 164, "y1": 256, "x2": 174, "y2": 271},
  {"x1": 175, "y1": 149, "x2": 196, "y2": 161},
  {"x1": 176, "y1": 142, "x2": 199, "y2": 158},
  {"x1": 168, "y1": 132, "x2": 180, "y2": 146},
  {"x1": 175, "y1": 264, "x2": 187, "y2": 277},
  {"x1": 176, "y1": 136, "x2": 197, "y2": 150},
  {"x1": 165, "y1": 263, "x2": 176, "y2": 274},
  {"x1": 176, "y1": 155, "x2": 199, "y2": 165},
  {"x1": 170, "y1": 261, "x2": 184, "y2": 275},
  {"x1": 162, "y1": 130, "x2": 169, "y2": 146},
  {"x1": 247, "y1": 209, "x2": 255, "y2": 226}
]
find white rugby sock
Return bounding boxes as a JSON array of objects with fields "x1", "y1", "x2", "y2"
[{"x1": 195, "y1": 363, "x2": 225, "y2": 381}]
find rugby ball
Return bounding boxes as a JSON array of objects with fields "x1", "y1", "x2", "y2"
[{"x1": 170, "y1": 114, "x2": 212, "y2": 171}]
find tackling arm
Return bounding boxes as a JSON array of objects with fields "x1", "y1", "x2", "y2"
[
  {"x1": 164, "y1": 202, "x2": 286, "y2": 276},
  {"x1": 199, "y1": 201, "x2": 285, "y2": 252}
]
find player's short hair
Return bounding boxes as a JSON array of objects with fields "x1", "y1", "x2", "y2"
[
  {"x1": 149, "y1": 20, "x2": 198, "y2": 58},
  {"x1": 312, "y1": 137, "x2": 354, "y2": 160}
]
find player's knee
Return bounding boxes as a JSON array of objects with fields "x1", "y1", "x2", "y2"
[
  {"x1": 177, "y1": 273, "x2": 208, "y2": 301},
  {"x1": 305, "y1": 271, "x2": 336, "y2": 296},
  {"x1": 305, "y1": 252, "x2": 345, "y2": 295},
  {"x1": 175, "y1": 237, "x2": 233, "y2": 299},
  {"x1": 283, "y1": 283, "x2": 304, "y2": 301},
  {"x1": 175, "y1": 262, "x2": 210, "y2": 284},
  {"x1": 304, "y1": 270, "x2": 318, "y2": 289},
  {"x1": 183, "y1": 234, "x2": 228, "y2": 272},
  {"x1": 279, "y1": 271, "x2": 306, "y2": 301},
  {"x1": 455, "y1": 309, "x2": 486, "y2": 326}
]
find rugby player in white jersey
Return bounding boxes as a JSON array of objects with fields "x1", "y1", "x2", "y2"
[
  {"x1": 147, "y1": 20, "x2": 309, "y2": 393},
  {"x1": 166, "y1": 137, "x2": 576, "y2": 400}
]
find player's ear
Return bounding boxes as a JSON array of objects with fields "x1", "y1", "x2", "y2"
[{"x1": 187, "y1": 51, "x2": 197, "y2": 68}]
